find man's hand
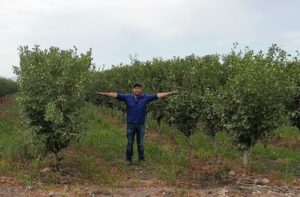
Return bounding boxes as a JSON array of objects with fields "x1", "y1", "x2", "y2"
[{"x1": 171, "y1": 90, "x2": 178, "y2": 95}]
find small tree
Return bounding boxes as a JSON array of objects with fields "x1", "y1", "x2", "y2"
[
  {"x1": 165, "y1": 92, "x2": 201, "y2": 137},
  {"x1": 14, "y1": 46, "x2": 93, "y2": 170},
  {"x1": 193, "y1": 55, "x2": 228, "y2": 144},
  {"x1": 199, "y1": 90, "x2": 225, "y2": 152},
  {"x1": 287, "y1": 61, "x2": 300, "y2": 130},
  {"x1": 223, "y1": 49, "x2": 293, "y2": 174}
]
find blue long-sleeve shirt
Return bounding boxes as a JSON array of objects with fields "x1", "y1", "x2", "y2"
[{"x1": 116, "y1": 93, "x2": 158, "y2": 123}]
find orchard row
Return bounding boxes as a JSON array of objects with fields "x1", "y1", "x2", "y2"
[
  {"x1": 13, "y1": 45, "x2": 300, "y2": 170},
  {"x1": 0, "y1": 77, "x2": 18, "y2": 97},
  {"x1": 89, "y1": 45, "x2": 300, "y2": 170}
]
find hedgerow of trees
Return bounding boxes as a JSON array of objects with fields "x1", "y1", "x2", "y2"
[
  {"x1": 8, "y1": 44, "x2": 299, "y2": 172},
  {"x1": 90, "y1": 44, "x2": 300, "y2": 172},
  {"x1": 0, "y1": 77, "x2": 18, "y2": 98}
]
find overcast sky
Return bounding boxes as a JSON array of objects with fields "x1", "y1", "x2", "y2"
[{"x1": 1, "y1": 0, "x2": 299, "y2": 77}]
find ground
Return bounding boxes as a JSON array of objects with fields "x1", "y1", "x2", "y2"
[{"x1": 1, "y1": 175, "x2": 300, "y2": 196}]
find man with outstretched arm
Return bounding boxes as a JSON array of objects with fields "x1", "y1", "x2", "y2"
[{"x1": 96, "y1": 83, "x2": 177, "y2": 166}]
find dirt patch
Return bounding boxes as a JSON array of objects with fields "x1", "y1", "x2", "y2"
[
  {"x1": 0, "y1": 95, "x2": 16, "y2": 119},
  {"x1": 0, "y1": 95, "x2": 15, "y2": 108},
  {"x1": 1, "y1": 176, "x2": 300, "y2": 197}
]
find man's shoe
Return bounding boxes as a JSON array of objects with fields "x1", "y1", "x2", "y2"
[
  {"x1": 139, "y1": 159, "x2": 146, "y2": 166},
  {"x1": 126, "y1": 160, "x2": 132, "y2": 166}
]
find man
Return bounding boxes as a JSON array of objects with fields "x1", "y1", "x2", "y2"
[{"x1": 96, "y1": 83, "x2": 177, "y2": 165}]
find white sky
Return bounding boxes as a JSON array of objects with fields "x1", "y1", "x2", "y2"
[{"x1": 1, "y1": 0, "x2": 300, "y2": 77}]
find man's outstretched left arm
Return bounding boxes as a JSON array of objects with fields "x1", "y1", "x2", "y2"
[{"x1": 157, "y1": 90, "x2": 178, "y2": 98}]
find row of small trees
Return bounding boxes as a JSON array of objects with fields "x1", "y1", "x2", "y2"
[
  {"x1": 13, "y1": 45, "x2": 299, "y2": 172},
  {"x1": 0, "y1": 77, "x2": 18, "y2": 98},
  {"x1": 90, "y1": 45, "x2": 300, "y2": 172}
]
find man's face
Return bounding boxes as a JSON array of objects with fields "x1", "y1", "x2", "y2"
[{"x1": 132, "y1": 86, "x2": 142, "y2": 96}]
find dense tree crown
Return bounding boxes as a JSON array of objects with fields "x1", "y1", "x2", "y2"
[{"x1": 14, "y1": 46, "x2": 93, "y2": 169}]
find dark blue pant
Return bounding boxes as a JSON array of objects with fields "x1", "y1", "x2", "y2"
[{"x1": 126, "y1": 123, "x2": 145, "y2": 162}]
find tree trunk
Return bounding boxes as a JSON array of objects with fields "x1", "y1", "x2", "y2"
[
  {"x1": 157, "y1": 119, "x2": 161, "y2": 134},
  {"x1": 211, "y1": 134, "x2": 217, "y2": 155},
  {"x1": 54, "y1": 151, "x2": 60, "y2": 171},
  {"x1": 171, "y1": 124, "x2": 175, "y2": 141},
  {"x1": 242, "y1": 147, "x2": 250, "y2": 175}
]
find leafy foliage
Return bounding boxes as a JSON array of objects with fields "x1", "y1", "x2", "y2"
[
  {"x1": 14, "y1": 46, "x2": 93, "y2": 169},
  {"x1": 223, "y1": 48, "x2": 293, "y2": 150}
]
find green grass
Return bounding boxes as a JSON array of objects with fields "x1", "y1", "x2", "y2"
[
  {"x1": 189, "y1": 130, "x2": 240, "y2": 159},
  {"x1": 74, "y1": 105, "x2": 189, "y2": 185},
  {"x1": 0, "y1": 102, "x2": 189, "y2": 186},
  {"x1": 0, "y1": 103, "x2": 42, "y2": 173},
  {"x1": 0, "y1": 102, "x2": 21, "y2": 158},
  {"x1": 252, "y1": 126, "x2": 300, "y2": 182},
  {"x1": 276, "y1": 126, "x2": 300, "y2": 138},
  {"x1": 0, "y1": 99, "x2": 47, "y2": 187}
]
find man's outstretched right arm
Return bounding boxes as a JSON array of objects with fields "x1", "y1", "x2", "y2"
[{"x1": 96, "y1": 92, "x2": 117, "y2": 98}]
